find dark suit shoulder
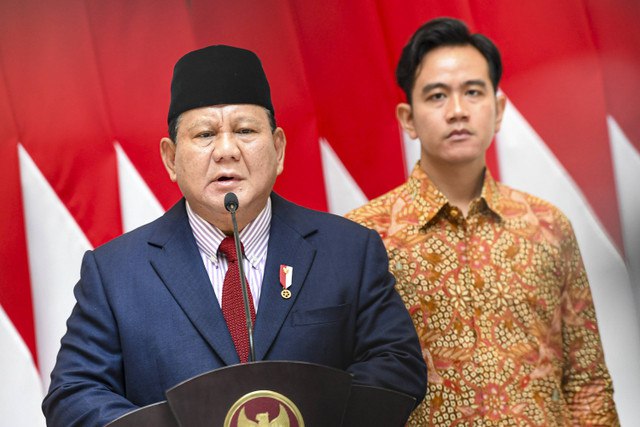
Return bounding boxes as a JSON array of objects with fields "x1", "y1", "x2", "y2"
[
  {"x1": 270, "y1": 193, "x2": 374, "y2": 239},
  {"x1": 93, "y1": 199, "x2": 186, "y2": 258}
]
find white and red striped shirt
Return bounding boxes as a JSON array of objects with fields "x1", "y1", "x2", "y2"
[{"x1": 186, "y1": 199, "x2": 271, "y2": 312}]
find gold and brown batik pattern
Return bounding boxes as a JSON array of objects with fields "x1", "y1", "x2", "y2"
[{"x1": 346, "y1": 165, "x2": 618, "y2": 426}]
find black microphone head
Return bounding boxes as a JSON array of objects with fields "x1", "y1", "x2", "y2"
[{"x1": 224, "y1": 192, "x2": 239, "y2": 213}]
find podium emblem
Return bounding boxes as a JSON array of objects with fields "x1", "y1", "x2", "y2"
[{"x1": 224, "y1": 390, "x2": 304, "y2": 427}]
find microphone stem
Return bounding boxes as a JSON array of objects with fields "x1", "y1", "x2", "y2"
[{"x1": 230, "y1": 209, "x2": 256, "y2": 363}]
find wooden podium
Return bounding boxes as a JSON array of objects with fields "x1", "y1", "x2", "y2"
[{"x1": 106, "y1": 361, "x2": 415, "y2": 426}]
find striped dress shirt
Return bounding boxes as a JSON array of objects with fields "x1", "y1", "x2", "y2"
[{"x1": 186, "y1": 199, "x2": 271, "y2": 312}]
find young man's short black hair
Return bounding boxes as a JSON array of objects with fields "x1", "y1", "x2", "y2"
[{"x1": 396, "y1": 17, "x2": 502, "y2": 103}]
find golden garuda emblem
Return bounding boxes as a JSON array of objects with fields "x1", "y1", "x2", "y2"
[
  {"x1": 238, "y1": 403, "x2": 288, "y2": 427},
  {"x1": 224, "y1": 390, "x2": 304, "y2": 427}
]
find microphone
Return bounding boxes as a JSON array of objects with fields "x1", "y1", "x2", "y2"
[
  {"x1": 224, "y1": 192, "x2": 239, "y2": 213},
  {"x1": 224, "y1": 192, "x2": 256, "y2": 362}
]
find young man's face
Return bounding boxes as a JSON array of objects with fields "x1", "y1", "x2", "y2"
[
  {"x1": 160, "y1": 104, "x2": 285, "y2": 232},
  {"x1": 397, "y1": 45, "x2": 506, "y2": 173}
]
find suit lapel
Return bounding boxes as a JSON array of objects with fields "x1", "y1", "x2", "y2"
[
  {"x1": 148, "y1": 200, "x2": 239, "y2": 365},
  {"x1": 253, "y1": 194, "x2": 317, "y2": 360}
]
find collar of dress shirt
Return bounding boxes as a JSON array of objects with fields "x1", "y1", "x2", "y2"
[
  {"x1": 186, "y1": 198, "x2": 271, "y2": 268},
  {"x1": 407, "y1": 163, "x2": 504, "y2": 227}
]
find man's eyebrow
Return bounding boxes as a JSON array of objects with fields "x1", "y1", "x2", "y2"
[
  {"x1": 420, "y1": 82, "x2": 448, "y2": 95},
  {"x1": 464, "y1": 79, "x2": 488, "y2": 88},
  {"x1": 186, "y1": 118, "x2": 216, "y2": 130},
  {"x1": 420, "y1": 79, "x2": 488, "y2": 96}
]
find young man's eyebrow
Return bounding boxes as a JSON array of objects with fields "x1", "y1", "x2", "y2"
[
  {"x1": 419, "y1": 82, "x2": 449, "y2": 96},
  {"x1": 463, "y1": 79, "x2": 488, "y2": 87}
]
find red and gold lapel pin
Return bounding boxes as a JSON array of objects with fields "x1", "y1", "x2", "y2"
[{"x1": 279, "y1": 264, "x2": 293, "y2": 299}]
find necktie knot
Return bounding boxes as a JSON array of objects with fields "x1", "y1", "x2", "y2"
[{"x1": 219, "y1": 236, "x2": 242, "y2": 263}]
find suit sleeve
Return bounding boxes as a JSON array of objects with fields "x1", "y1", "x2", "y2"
[
  {"x1": 346, "y1": 228, "x2": 427, "y2": 405},
  {"x1": 42, "y1": 250, "x2": 137, "y2": 427}
]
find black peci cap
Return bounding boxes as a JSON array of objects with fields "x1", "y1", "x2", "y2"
[{"x1": 167, "y1": 45, "x2": 274, "y2": 124}]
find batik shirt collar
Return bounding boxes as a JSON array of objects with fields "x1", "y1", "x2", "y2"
[{"x1": 406, "y1": 163, "x2": 505, "y2": 227}]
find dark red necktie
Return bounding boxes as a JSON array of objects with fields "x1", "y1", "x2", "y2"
[{"x1": 219, "y1": 236, "x2": 256, "y2": 363}]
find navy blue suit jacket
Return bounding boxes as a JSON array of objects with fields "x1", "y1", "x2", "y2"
[{"x1": 43, "y1": 194, "x2": 426, "y2": 426}]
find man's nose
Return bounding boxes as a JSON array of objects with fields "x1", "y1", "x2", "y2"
[
  {"x1": 446, "y1": 94, "x2": 469, "y2": 121},
  {"x1": 212, "y1": 131, "x2": 241, "y2": 161}
]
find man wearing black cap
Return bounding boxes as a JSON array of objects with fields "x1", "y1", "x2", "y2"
[{"x1": 42, "y1": 45, "x2": 426, "y2": 426}]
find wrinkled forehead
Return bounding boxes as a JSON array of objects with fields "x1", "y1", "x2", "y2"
[{"x1": 178, "y1": 104, "x2": 272, "y2": 130}]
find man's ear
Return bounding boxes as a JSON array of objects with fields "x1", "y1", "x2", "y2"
[
  {"x1": 494, "y1": 93, "x2": 507, "y2": 134},
  {"x1": 396, "y1": 103, "x2": 417, "y2": 139},
  {"x1": 160, "y1": 137, "x2": 178, "y2": 182},
  {"x1": 273, "y1": 127, "x2": 286, "y2": 176}
]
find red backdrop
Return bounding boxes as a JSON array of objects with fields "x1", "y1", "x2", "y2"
[{"x1": 1, "y1": 0, "x2": 638, "y2": 424}]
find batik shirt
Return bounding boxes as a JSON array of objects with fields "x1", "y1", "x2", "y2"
[{"x1": 346, "y1": 165, "x2": 618, "y2": 426}]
